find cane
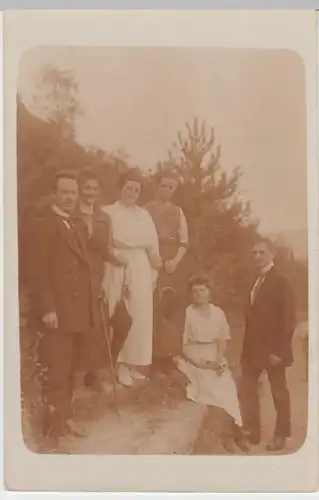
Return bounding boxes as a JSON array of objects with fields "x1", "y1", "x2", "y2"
[{"x1": 99, "y1": 299, "x2": 121, "y2": 421}]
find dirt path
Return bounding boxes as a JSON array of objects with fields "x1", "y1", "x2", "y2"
[
  {"x1": 62, "y1": 328, "x2": 307, "y2": 455},
  {"x1": 21, "y1": 313, "x2": 307, "y2": 455},
  {"x1": 68, "y1": 400, "x2": 206, "y2": 455},
  {"x1": 59, "y1": 368, "x2": 207, "y2": 454}
]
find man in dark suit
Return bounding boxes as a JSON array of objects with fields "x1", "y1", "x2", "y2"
[
  {"x1": 240, "y1": 237, "x2": 296, "y2": 452},
  {"x1": 27, "y1": 170, "x2": 94, "y2": 450}
]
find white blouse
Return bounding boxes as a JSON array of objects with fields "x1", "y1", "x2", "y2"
[
  {"x1": 101, "y1": 201, "x2": 158, "y2": 252},
  {"x1": 183, "y1": 304, "x2": 230, "y2": 346}
]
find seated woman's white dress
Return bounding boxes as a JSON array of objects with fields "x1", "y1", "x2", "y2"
[
  {"x1": 176, "y1": 304, "x2": 242, "y2": 426},
  {"x1": 101, "y1": 201, "x2": 159, "y2": 366}
]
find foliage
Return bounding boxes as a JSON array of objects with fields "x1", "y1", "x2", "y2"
[
  {"x1": 273, "y1": 233, "x2": 308, "y2": 313},
  {"x1": 153, "y1": 117, "x2": 260, "y2": 306},
  {"x1": 30, "y1": 64, "x2": 83, "y2": 140},
  {"x1": 18, "y1": 70, "x2": 307, "y2": 313},
  {"x1": 17, "y1": 66, "x2": 131, "y2": 282}
]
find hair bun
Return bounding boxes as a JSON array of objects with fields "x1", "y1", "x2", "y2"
[{"x1": 118, "y1": 167, "x2": 144, "y2": 189}]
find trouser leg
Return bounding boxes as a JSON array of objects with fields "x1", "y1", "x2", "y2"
[
  {"x1": 267, "y1": 365, "x2": 291, "y2": 438},
  {"x1": 240, "y1": 362, "x2": 262, "y2": 441},
  {"x1": 38, "y1": 329, "x2": 74, "y2": 442}
]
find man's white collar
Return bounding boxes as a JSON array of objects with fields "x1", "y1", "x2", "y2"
[
  {"x1": 260, "y1": 262, "x2": 274, "y2": 276},
  {"x1": 52, "y1": 204, "x2": 70, "y2": 219}
]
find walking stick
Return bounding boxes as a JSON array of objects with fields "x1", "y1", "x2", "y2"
[{"x1": 99, "y1": 299, "x2": 121, "y2": 421}]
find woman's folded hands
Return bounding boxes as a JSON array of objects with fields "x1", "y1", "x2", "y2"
[{"x1": 176, "y1": 353, "x2": 227, "y2": 375}]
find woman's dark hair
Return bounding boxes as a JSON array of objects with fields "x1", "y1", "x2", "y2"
[
  {"x1": 51, "y1": 169, "x2": 78, "y2": 192},
  {"x1": 188, "y1": 274, "x2": 212, "y2": 292},
  {"x1": 78, "y1": 167, "x2": 101, "y2": 188},
  {"x1": 118, "y1": 167, "x2": 144, "y2": 191},
  {"x1": 155, "y1": 169, "x2": 180, "y2": 186}
]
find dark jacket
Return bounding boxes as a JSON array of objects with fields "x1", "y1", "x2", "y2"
[
  {"x1": 72, "y1": 206, "x2": 113, "y2": 302},
  {"x1": 241, "y1": 266, "x2": 296, "y2": 368},
  {"x1": 26, "y1": 207, "x2": 94, "y2": 333}
]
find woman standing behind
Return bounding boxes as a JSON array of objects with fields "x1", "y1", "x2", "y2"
[
  {"x1": 73, "y1": 168, "x2": 126, "y2": 391},
  {"x1": 101, "y1": 169, "x2": 162, "y2": 388},
  {"x1": 145, "y1": 171, "x2": 189, "y2": 373}
]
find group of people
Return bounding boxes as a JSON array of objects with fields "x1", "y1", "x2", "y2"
[{"x1": 25, "y1": 167, "x2": 296, "y2": 454}]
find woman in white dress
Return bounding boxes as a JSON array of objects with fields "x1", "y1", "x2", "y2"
[
  {"x1": 101, "y1": 169, "x2": 162, "y2": 387},
  {"x1": 174, "y1": 275, "x2": 248, "y2": 452}
]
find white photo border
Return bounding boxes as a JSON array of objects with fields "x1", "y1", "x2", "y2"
[{"x1": 3, "y1": 9, "x2": 319, "y2": 492}]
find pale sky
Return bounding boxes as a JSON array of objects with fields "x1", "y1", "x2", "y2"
[{"x1": 18, "y1": 47, "x2": 307, "y2": 233}]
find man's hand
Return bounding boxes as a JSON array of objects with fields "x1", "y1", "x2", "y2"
[
  {"x1": 42, "y1": 311, "x2": 58, "y2": 330},
  {"x1": 164, "y1": 259, "x2": 178, "y2": 274},
  {"x1": 268, "y1": 353, "x2": 282, "y2": 366}
]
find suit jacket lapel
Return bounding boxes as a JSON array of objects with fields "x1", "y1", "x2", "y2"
[
  {"x1": 59, "y1": 219, "x2": 90, "y2": 264},
  {"x1": 250, "y1": 267, "x2": 276, "y2": 307}
]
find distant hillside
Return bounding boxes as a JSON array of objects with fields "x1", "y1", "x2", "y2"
[{"x1": 267, "y1": 229, "x2": 308, "y2": 260}]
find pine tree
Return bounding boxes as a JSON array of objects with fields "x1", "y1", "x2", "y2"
[{"x1": 153, "y1": 117, "x2": 259, "y2": 306}]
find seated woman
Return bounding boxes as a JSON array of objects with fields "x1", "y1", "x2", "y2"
[{"x1": 173, "y1": 275, "x2": 249, "y2": 454}]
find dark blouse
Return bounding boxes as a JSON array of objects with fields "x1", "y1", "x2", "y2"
[{"x1": 72, "y1": 205, "x2": 114, "y2": 300}]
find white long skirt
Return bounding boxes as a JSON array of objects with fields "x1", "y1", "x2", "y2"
[
  {"x1": 176, "y1": 345, "x2": 242, "y2": 426},
  {"x1": 106, "y1": 247, "x2": 154, "y2": 366}
]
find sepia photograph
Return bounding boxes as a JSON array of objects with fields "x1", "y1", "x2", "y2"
[
  {"x1": 17, "y1": 44, "x2": 309, "y2": 456},
  {"x1": 3, "y1": 9, "x2": 318, "y2": 493}
]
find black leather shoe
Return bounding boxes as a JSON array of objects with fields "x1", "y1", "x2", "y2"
[
  {"x1": 266, "y1": 436, "x2": 286, "y2": 452},
  {"x1": 65, "y1": 420, "x2": 87, "y2": 438},
  {"x1": 247, "y1": 434, "x2": 261, "y2": 445},
  {"x1": 221, "y1": 436, "x2": 236, "y2": 454},
  {"x1": 242, "y1": 428, "x2": 261, "y2": 445},
  {"x1": 84, "y1": 372, "x2": 103, "y2": 392},
  {"x1": 232, "y1": 425, "x2": 251, "y2": 453},
  {"x1": 38, "y1": 436, "x2": 59, "y2": 454},
  {"x1": 234, "y1": 435, "x2": 251, "y2": 453}
]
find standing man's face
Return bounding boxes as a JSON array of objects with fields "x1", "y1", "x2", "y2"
[
  {"x1": 252, "y1": 243, "x2": 274, "y2": 271},
  {"x1": 53, "y1": 177, "x2": 78, "y2": 214}
]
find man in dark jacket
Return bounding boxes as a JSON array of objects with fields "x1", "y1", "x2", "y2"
[
  {"x1": 27, "y1": 170, "x2": 94, "y2": 450},
  {"x1": 240, "y1": 237, "x2": 296, "y2": 452}
]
